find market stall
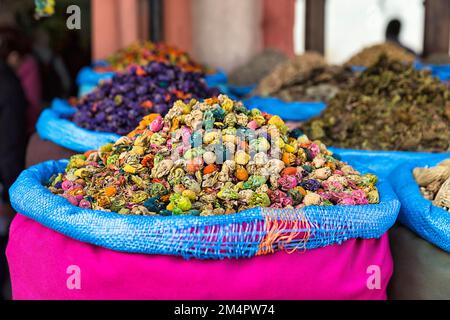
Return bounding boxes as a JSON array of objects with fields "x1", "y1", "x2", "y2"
[{"x1": 1, "y1": 0, "x2": 450, "y2": 304}]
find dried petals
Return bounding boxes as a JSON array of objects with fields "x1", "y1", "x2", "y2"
[
  {"x1": 49, "y1": 95, "x2": 380, "y2": 216},
  {"x1": 71, "y1": 61, "x2": 218, "y2": 136}
]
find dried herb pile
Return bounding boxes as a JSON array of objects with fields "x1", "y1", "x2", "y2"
[
  {"x1": 228, "y1": 49, "x2": 288, "y2": 86},
  {"x1": 302, "y1": 56, "x2": 450, "y2": 151},
  {"x1": 264, "y1": 65, "x2": 355, "y2": 103},
  {"x1": 422, "y1": 53, "x2": 450, "y2": 65},
  {"x1": 346, "y1": 42, "x2": 415, "y2": 67},
  {"x1": 255, "y1": 52, "x2": 327, "y2": 97}
]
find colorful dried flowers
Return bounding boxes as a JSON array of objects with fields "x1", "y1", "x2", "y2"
[
  {"x1": 49, "y1": 95, "x2": 380, "y2": 216},
  {"x1": 71, "y1": 61, "x2": 219, "y2": 135}
]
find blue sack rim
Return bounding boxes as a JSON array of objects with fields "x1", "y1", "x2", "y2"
[
  {"x1": 389, "y1": 159, "x2": 450, "y2": 252},
  {"x1": 76, "y1": 66, "x2": 114, "y2": 86},
  {"x1": 10, "y1": 160, "x2": 400, "y2": 259},
  {"x1": 243, "y1": 96, "x2": 326, "y2": 122},
  {"x1": 329, "y1": 147, "x2": 450, "y2": 179},
  {"x1": 36, "y1": 108, "x2": 121, "y2": 153}
]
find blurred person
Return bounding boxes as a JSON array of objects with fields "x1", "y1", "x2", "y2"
[
  {"x1": 0, "y1": 56, "x2": 27, "y2": 301},
  {"x1": 0, "y1": 27, "x2": 42, "y2": 138},
  {"x1": 62, "y1": 31, "x2": 90, "y2": 96},
  {"x1": 33, "y1": 28, "x2": 71, "y2": 103},
  {"x1": 385, "y1": 18, "x2": 416, "y2": 55}
]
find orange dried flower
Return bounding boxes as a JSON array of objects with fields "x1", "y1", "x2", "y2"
[
  {"x1": 104, "y1": 186, "x2": 117, "y2": 197},
  {"x1": 203, "y1": 164, "x2": 217, "y2": 175},
  {"x1": 282, "y1": 152, "x2": 296, "y2": 166},
  {"x1": 141, "y1": 155, "x2": 154, "y2": 168},
  {"x1": 236, "y1": 167, "x2": 249, "y2": 181},
  {"x1": 282, "y1": 167, "x2": 297, "y2": 176}
]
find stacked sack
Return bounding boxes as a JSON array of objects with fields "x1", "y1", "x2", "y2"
[{"x1": 9, "y1": 95, "x2": 400, "y2": 299}]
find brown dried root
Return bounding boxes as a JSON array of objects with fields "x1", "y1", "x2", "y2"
[
  {"x1": 413, "y1": 166, "x2": 450, "y2": 187},
  {"x1": 434, "y1": 177, "x2": 450, "y2": 211}
]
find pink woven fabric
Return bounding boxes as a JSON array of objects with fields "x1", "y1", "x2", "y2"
[{"x1": 7, "y1": 214, "x2": 392, "y2": 300}]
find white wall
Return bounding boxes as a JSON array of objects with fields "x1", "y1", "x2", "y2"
[
  {"x1": 294, "y1": 0, "x2": 306, "y2": 54},
  {"x1": 294, "y1": 0, "x2": 425, "y2": 64}
]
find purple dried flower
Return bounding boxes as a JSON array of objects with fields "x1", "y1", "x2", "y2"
[
  {"x1": 71, "y1": 61, "x2": 218, "y2": 135},
  {"x1": 299, "y1": 179, "x2": 321, "y2": 192}
]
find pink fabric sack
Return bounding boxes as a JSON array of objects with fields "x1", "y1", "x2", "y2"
[{"x1": 7, "y1": 214, "x2": 392, "y2": 300}]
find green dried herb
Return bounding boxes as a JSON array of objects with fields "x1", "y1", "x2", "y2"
[
  {"x1": 302, "y1": 55, "x2": 450, "y2": 152},
  {"x1": 228, "y1": 49, "x2": 288, "y2": 86},
  {"x1": 270, "y1": 65, "x2": 355, "y2": 102},
  {"x1": 345, "y1": 42, "x2": 415, "y2": 67}
]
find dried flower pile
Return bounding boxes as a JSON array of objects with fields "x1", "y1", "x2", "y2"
[
  {"x1": 49, "y1": 95, "x2": 380, "y2": 216},
  {"x1": 71, "y1": 61, "x2": 218, "y2": 135},
  {"x1": 95, "y1": 41, "x2": 208, "y2": 74}
]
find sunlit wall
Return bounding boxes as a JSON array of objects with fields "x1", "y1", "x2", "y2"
[{"x1": 295, "y1": 0, "x2": 425, "y2": 63}]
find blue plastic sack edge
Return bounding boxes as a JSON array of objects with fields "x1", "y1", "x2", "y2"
[
  {"x1": 10, "y1": 159, "x2": 400, "y2": 259},
  {"x1": 36, "y1": 101, "x2": 121, "y2": 153},
  {"x1": 389, "y1": 159, "x2": 450, "y2": 253},
  {"x1": 244, "y1": 96, "x2": 326, "y2": 122}
]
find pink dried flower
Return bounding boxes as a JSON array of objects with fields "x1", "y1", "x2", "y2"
[
  {"x1": 269, "y1": 190, "x2": 293, "y2": 207},
  {"x1": 149, "y1": 116, "x2": 163, "y2": 132},
  {"x1": 322, "y1": 181, "x2": 344, "y2": 192},
  {"x1": 66, "y1": 195, "x2": 79, "y2": 206},
  {"x1": 181, "y1": 127, "x2": 192, "y2": 145},
  {"x1": 278, "y1": 175, "x2": 298, "y2": 191},
  {"x1": 247, "y1": 120, "x2": 259, "y2": 130},
  {"x1": 79, "y1": 199, "x2": 92, "y2": 209},
  {"x1": 309, "y1": 143, "x2": 320, "y2": 158},
  {"x1": 61, "y1": 180, "x2": 73, "y2": 191}
]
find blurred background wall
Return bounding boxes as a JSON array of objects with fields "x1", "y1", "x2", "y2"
[
  {"x1": 191, "y1": 0, "x2": 263, "y2": 72},
  {"x1": 89, "y1": 0, "x2": 448, "y2": 68},
  {"x1": 324, "y1": 0, "x2": 425, "y2": 64},
  {"x1": 92, "y1": 0, "x2": 295, "y2": 72},
  {"x1": 0, "y1": 0, "x2": 448, "y2": 91}
]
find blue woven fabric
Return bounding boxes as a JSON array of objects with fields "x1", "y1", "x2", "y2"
[
  {"x1": 9, "y1": 160, "x2": 400, "y2": 259},
  {"x1": 204, "y1": 69, "x2": 228, "y2": 87},
  {"x1": 226, "y1": 84, "x2": 256, "y2": 98},
  {"x1": 215, "y1": 84, "x2": 256, "y2": 101},
  {"x1": 330, "y1": 147, "x2": 450, "y2": 179},
  {"x1": 36, "y1": 100, "x2": 121, "y2": 153},
  {"x1": 244, "y1": 96, "x2": 326, "y2": 121},
  {"x1": 78, "y1": 84, "x2": 98, "y2": 97},
  {"x1": 389, "y1": 159, "x2": 450, "y2": 252},
  {"x1": 414, "y1": 61, "x2": 450, "y2": 80},
  {"x1": 351, "y1": 66, "x2": 367, "y2": 72},
  {"x1": 51, "y1": 98, "x2": 77, "y2": 116},
  {"x1": 215, "y1": 84, "x2": 239, "y2": 100},
  {"x1": 76, "y1": 66, "x2": 114, "y2": 86},
  {"x1": 436, "y1": 70, "x2": 450, "y2": 82},
  {"x1": 76, "y1": 66, "x2": 114, "y2": 97}
]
